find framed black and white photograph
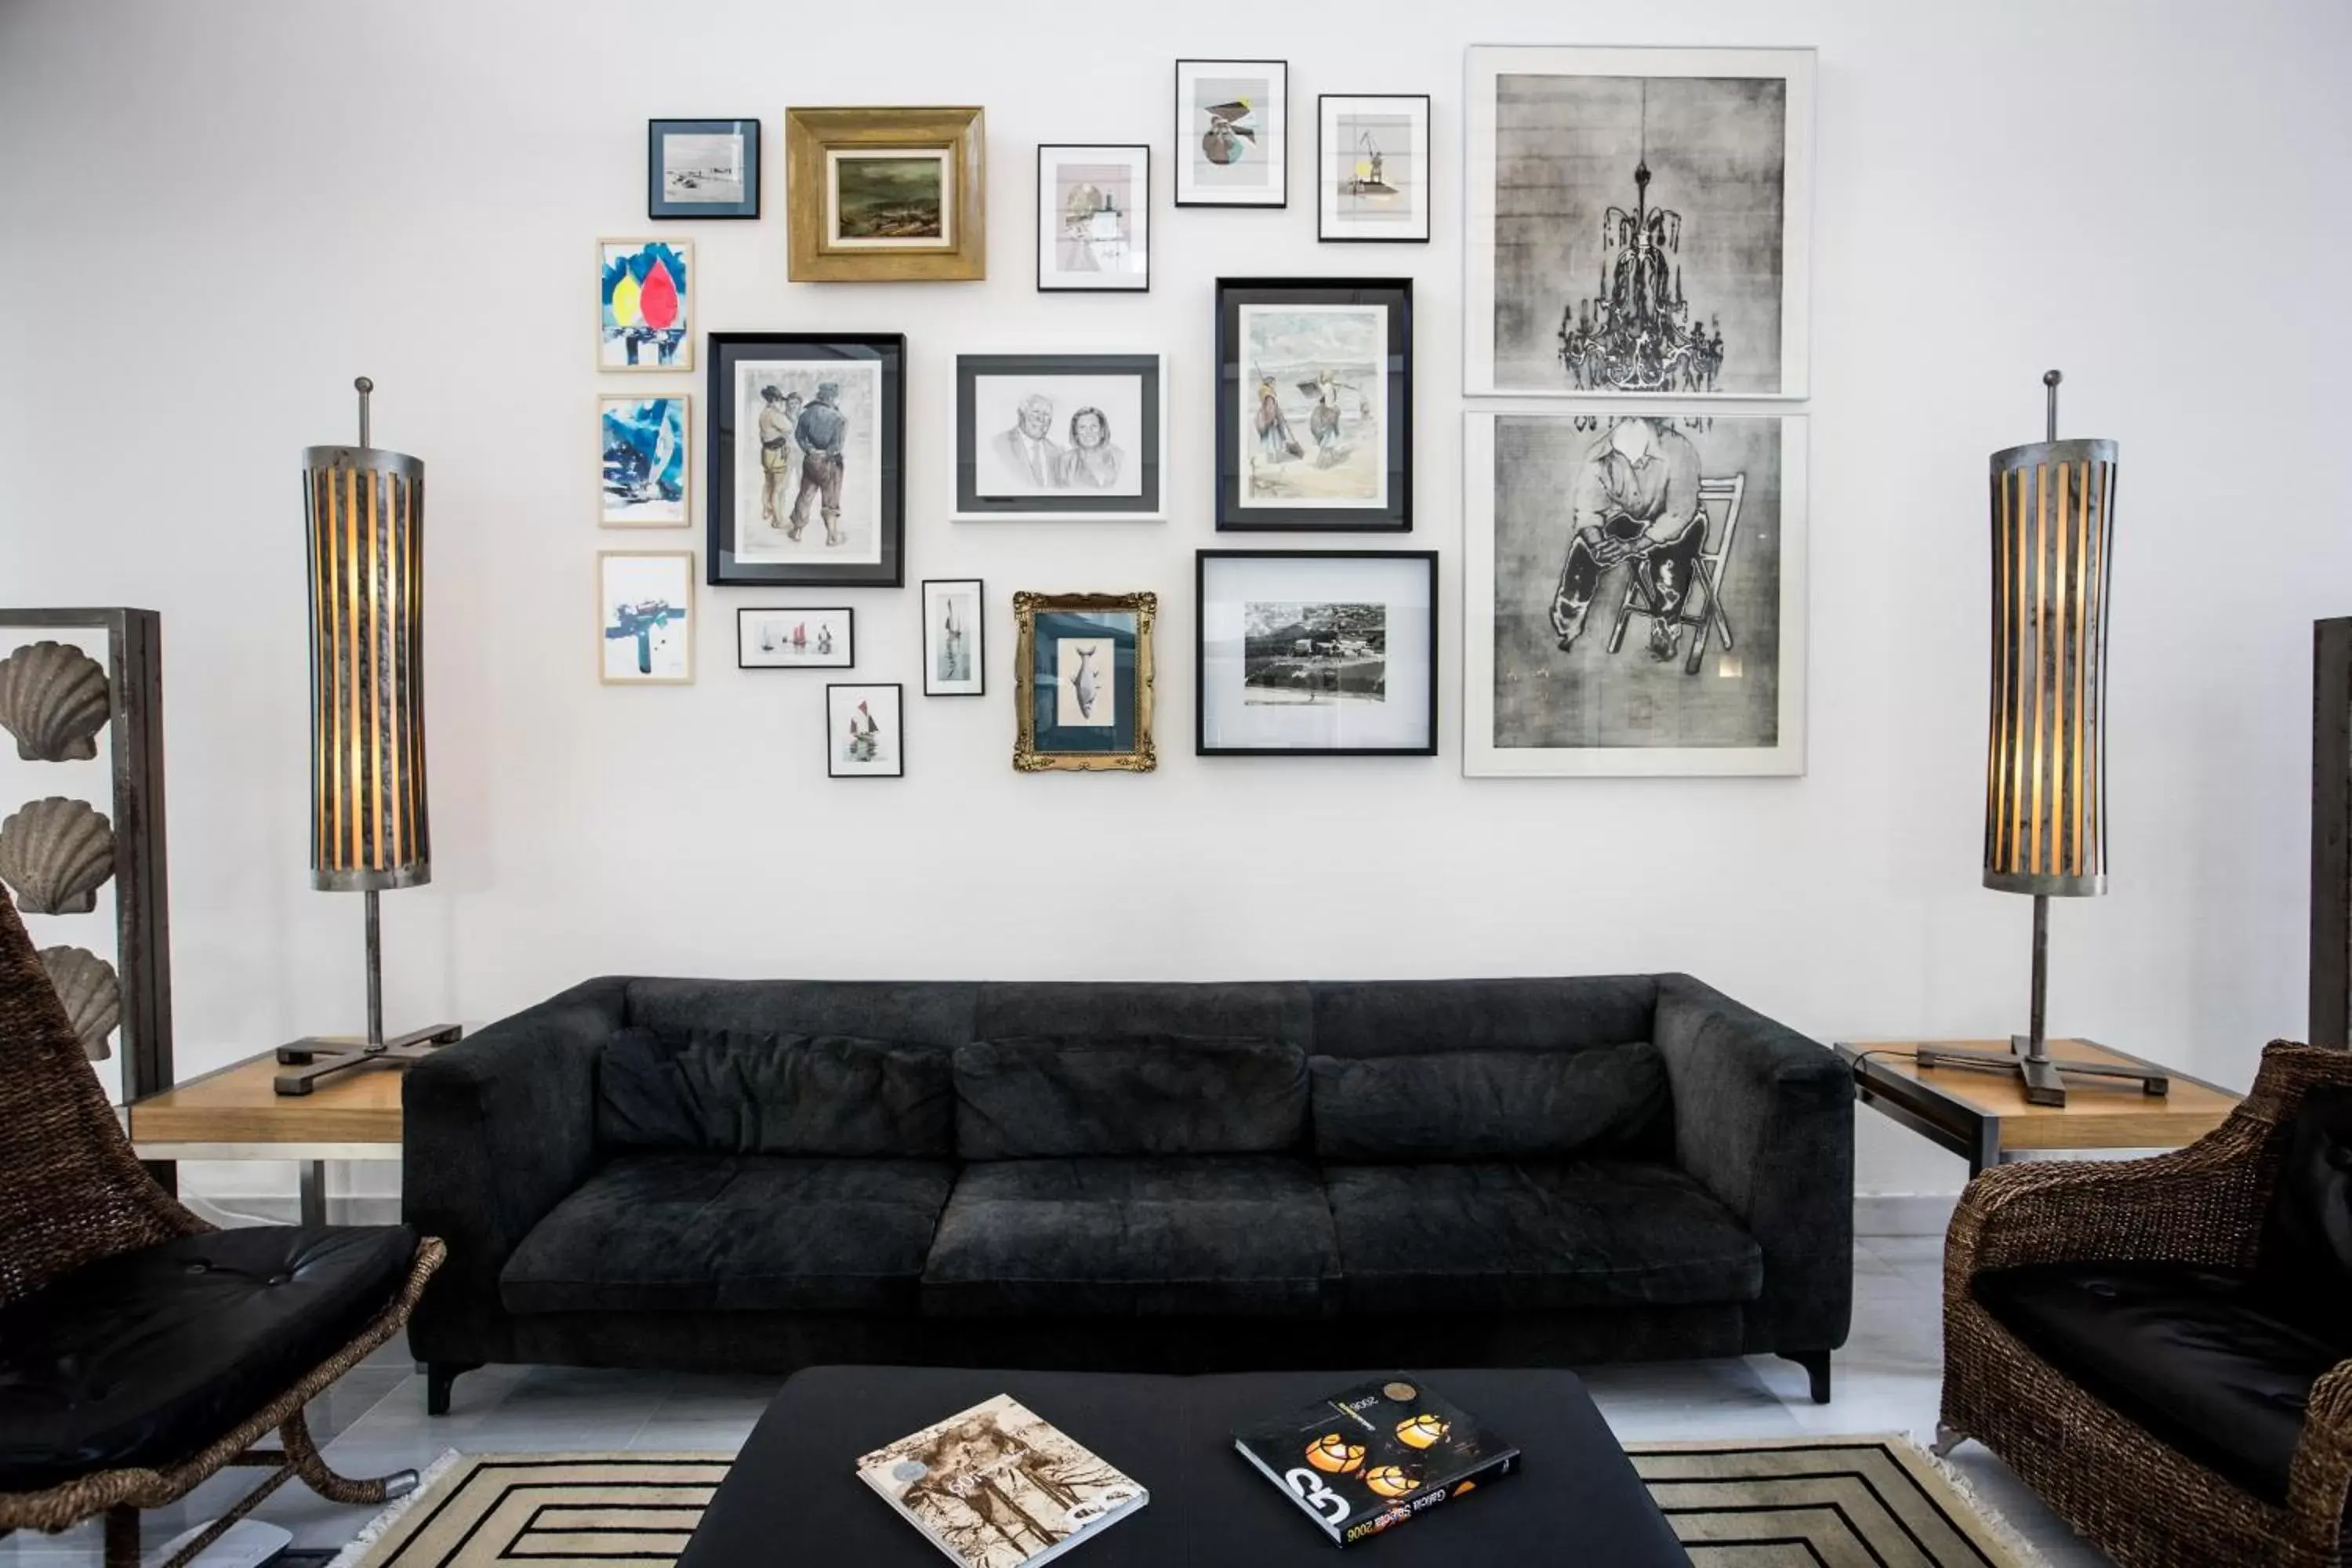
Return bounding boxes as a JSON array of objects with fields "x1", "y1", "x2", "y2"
[
  {"x1": 737, "y1": 607, "x2": 853, "y2": 670},
  {"x1": 826, "y1": 683, "x2": 904, "y2": 778},
  {"x1": 1463, "y1": 410, "x2": 1808, "y2": 776},
  {"x1": 1216, "y1": 278, "x2": 1410, "y2": 532},
  {"x1": 1037, "y1": 144, "x2": 1149, "y2": 292},
  {"x1": 648, "y1": 118, "x2": 760, "y2": 220},
  {"x1": 951, "y1": 352, "x2": 1166, "y2": 522},
  {"x1": 1197, "y1": 550, "x2": 1436, "y2": 757},
  {"x1": 707, "y1": 332, "x2": 905, "y2": 587},
  {"x1": 1464, "y1": 45, "x2": 1814, "y2": 398},
  {"x1": 923, "y1": 579, "x2": 985, "y2": 696},
  {"x1": 1318, "y1": 94, "x2": 1430, "y2": 243},
  {"x1": 1174, "y1": 59, "x2": 1287, "y2": 208}
]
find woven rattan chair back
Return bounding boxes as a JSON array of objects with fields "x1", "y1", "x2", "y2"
[{"x1": 0, "y1": 886, "x2": 197, "y2": 1310}]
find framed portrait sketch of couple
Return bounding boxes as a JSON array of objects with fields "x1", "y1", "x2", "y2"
[
  {"x1": 1215, "y1": 278, "x2": 1411, "y2": 532},
  {"x1": 950, "y1": 353, "x2": 1167, "y2": 523},
  {"x1": 706, "y1": 332, "x2": 906, "y2": 587}
]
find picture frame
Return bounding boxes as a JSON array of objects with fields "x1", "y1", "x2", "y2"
[
  {"x1": 1012, "y1": 591, "x2": 1156, "y2": 773},
  {"x1": 1174, "y1": 60, "x2": 1287, "y2": 208},
  {"x1": 950, "y1": 352, "x2": 1167, "y2": 522},
  {"x1": 1463, "y1": 45, "x2": 1815, "y2": 399},
  {"x1": 599, "y1": 238, "x2": 692, "y2": 372},
  {"x1": 648, "y1": 118, "x2": 760, "y2": 220},
  {"x1": 598, "y1": 394, "x2": 691, "y2": 528},
  {"x1": 738, "y1": 606, "x2": 854, "y2": 670},
  {"x1": 1317, "y1": 94, "x2": 1431, "y2": 243},
  {"x1": 1196, "y1": 550, "x2": 1437, "y2": 757},
  {"x1": 923, "y1": 579, "x2": 985, "y2": 697},
  {"x1": 1461, "y1": 408, "x2": 1809, "y2": 776},
  {"x1": 826, "y1": 683, "x2": 905, "y2": 778},
  {"x1": 1036, "y1": 143, "x2": 1150, "y2": 292},
  {"x1": 597, "y1": 550, "x2": 695, "y2": 686},
  {"x1": 786, "y1": 106, "x2": 985, "y2": 282},
  {"x1": 1215, "y1": 278, "x2": 1412, "y2": 532},
  {"x1": 706, "y1": 332, "x2": 906, "y2": 588}
]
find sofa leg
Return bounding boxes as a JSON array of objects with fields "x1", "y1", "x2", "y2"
[
  {"x1": 426, "y1": 1361, "x2": 479, "y2": 1417},
  {"x1": 1778, "y1": 1350, "x2": 1831, "y2": 1404}
]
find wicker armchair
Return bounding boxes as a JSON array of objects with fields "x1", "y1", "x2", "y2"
[
  {"x1": 1940, "y1": 1040, "x2": 2352, "y2": 1568},
  {"x1": 0, "y1": 887, "x2": 445, "y2": 1568}
]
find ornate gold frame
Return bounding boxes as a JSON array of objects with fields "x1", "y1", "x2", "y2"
[
  {"x1": 786, "y1": 107, "x2": 985, "y2": 282},
  {"x1": 1013, "y1": 591, "x2": 1156, "y2": 772}
]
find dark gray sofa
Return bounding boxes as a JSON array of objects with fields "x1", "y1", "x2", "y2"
[{"x1": 402, "y1": 975, "x2": 1853, "y2": 1413}]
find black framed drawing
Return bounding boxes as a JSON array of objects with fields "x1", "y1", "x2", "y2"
[
  {"x1": 737, "y1": 607, "x2": 853, "y2": 669},
  {"x1": 826, "y1": 683, "x2": 904, "y2": 779},
  {"x1": 1037, "y1": 144, "x2": 1150, "y2": 292},
  {"x1": 1317, "y1": 94, "x2": 1431, "y2": 243},
  {"x1": 706, "y1": 332, "x2": 906, "y2": 588},
  {"x1": 648, "y1": 119, "x2": 760, "y2": 220},
  {"x1": 951, "y1": 352, "x2": 1166, "y2": 522},
  {"x1": 1174, "y1": 60, "x2": 1287, "y2": 209},
  {"x1": 1196, "y1": 550, "x2": 1437, "y2": 756},
  {"x1": 923, "y1": 579, "x2": 984, "y2": 697},
  {"x1": 1215, "y1": 278, "x2": 1411, "y2": 532}
]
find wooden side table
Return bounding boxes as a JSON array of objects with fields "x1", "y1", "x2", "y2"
[
  {"x1": 126, "y1": 1045, "x2": 406, "y2": 1225},
  {"x1": 1836, "y1": 1036, "x2": 2242, "y2": 1176}
]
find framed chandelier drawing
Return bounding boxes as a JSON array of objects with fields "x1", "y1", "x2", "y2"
[
  {"x1": 1461, "y1": 410, "x2": 1808, "y2": 777},
  {"x1": 1463, "y1": 45, "x2": 1814, "y2": 399}
]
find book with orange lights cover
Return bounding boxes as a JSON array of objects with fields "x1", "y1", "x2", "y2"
[{"x1": 1232, "y1": 1375, "x2": 1519, "y2": 1547}]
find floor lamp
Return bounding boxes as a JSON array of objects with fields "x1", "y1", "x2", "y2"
[
  {"x1": 1917, "y1": 371, "x2": 2167, "y2": 1107},
  {"x1": 275, "y1": 377, "x2": 460, "y2": 1096}
]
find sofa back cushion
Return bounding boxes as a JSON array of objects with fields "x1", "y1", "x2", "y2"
[
  {"x1": 2260, "y1": 1083, "x2": 2352, "y2": 1306},
  {"x1": 1307, "y1": 976, "x2": 1657, "y2": 1059},
  {"x1": 954, "y1": 1036, "x2": 1308, "y2": 1159},
  {"x1": 597, "y1": 1027, "x2": 954, "y2": 1158},
  {"x1": 622, "y1": 978, "x2": 979, "y2": 1045},
  {"x1": 1308, "y1": 1041, "x2": 1669, "y2": 1160}
]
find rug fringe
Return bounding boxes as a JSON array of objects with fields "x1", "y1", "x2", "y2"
[
  {"x1": 323, "y1": 1450, "x2": 464, "y2": 1568},
  {"x1": 1900, "y1": 1431, "x2": 2054, "y2": 1568}
]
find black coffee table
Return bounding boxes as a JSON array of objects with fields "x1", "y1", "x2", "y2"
[{"x1": 679, "y1": 1366, "x2": 1689, "y2": 1566}]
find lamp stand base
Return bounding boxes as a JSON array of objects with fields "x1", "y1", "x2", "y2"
[
  {"x1": 273, "y1": 1023, "x2": 463, "y2": 1096},
  {"x1": 1913, "y1": 1035, "x2": 2170, "y2": 1109}
]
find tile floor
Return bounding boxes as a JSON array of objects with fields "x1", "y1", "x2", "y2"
[{"x1": 1, "y1": 1235, "x2": 2109, "y2": 1565}]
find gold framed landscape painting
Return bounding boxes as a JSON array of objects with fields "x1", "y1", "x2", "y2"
[
  {"x1": 786, "y1": 107, "x2": 985, "y2": 281},
  {"x1": 1012, "y1": 591, "x2": 1156, "y2": 772}
]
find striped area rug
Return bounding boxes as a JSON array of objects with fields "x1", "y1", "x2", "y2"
[{"x1": 336, "y1": 1437, "x2": 2035, "y2": 1566}]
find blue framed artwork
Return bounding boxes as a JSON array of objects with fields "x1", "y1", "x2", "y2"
[
  {"x1": 1012, "y1": 591, "x2": 1156, "y2": 772},
  {"x1": 649, "y1": 119, "x2": 760, "y2": 220},
  {"x1": 599, "y1": 394, "x2": 689, "y2": 527}
]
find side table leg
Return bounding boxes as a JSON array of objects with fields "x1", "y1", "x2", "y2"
[{"x1": 299, "y1": 1160, "x2": 326, "y2": 1227}]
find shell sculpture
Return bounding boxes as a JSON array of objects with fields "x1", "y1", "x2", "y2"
[
  {"x1": 0, "y1": 797, "x2": 115, "y2": 915},
  {"x1": 38, "y1": 945, "x2": 118, "y2": 1060},
  {"x1": 0, "y1": 641, "x2": 109, "y2": 762}
]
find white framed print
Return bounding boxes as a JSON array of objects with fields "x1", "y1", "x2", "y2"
[
  {"x1": 1318, "y1": 94, "x2": 1430, "y2": 243},
  {"x1": 738, "y1": 607, "x2": 853, "y2": 669},
  {"x1": 827, "y1": 683, "x2": 904, "y2": 778},
  {"x1": 598, "y1": 394, "x2": 690, "y2": 528},
  {"x1": 597, "y1": 550, "x2": 695, "y2": 685},
  {"x1": 1196, "y1": 550, "x2": 1437, "y2": 756},
  {"x1": 924, "y1": 579, "x2": 985, "y2": 697},
  {"x1": 950, "y1": 352, "x2": 1166, "y2": 522},
  {"x1": 1462, "y1": 410, "x2": 1807, "y2": 775},
  {"x1": 1037, "y1": 144, "x2": 1150, "y2": 292},
  {"x1": 1174, "y1": 59, "x2": 1287, "y2": 208},
  {"x1": 1463, "y1": 45, "x2": 1814, "y2": 398}
]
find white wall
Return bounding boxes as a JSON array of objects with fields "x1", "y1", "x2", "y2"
[{"x1": 3, "y1": 0, "x2": 2348, "y2": 1207}]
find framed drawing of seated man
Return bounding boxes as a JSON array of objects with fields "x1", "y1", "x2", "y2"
[
  {"x1": 706, "y1": 332, "x2": 906, "y2": 587},
  {"x1": 950, "y1": 352, "x2": 1167, "y2": 522},
  {"x1": 1462, "y1": 410, "x2": 1808, "y2": 776}
]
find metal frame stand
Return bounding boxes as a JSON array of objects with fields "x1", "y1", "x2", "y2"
[
  {"x1": 273, "y1": 891, "x2": 459, "y2": 1095},
  {"x1": 1916, "y1": 895, "x2": 2169, "y2": 1106}
]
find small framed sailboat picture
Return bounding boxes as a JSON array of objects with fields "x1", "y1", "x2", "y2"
[
  {"x1": 826, "y1": 683, "x2": 904, "y2": 779},
  {"x1": 922, "y1": 579, "x2": 984, "y2": 697},
  {"x1": 1318, "y1": 95, "x2": 1430, "y2": 242},
  {"x1": 737, "y1": 607, "x2": 853, "y2": 670}
]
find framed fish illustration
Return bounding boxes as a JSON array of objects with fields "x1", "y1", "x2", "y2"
[{"x1": 1012, "y1": 590, "x2": 1156, "y2": 773}]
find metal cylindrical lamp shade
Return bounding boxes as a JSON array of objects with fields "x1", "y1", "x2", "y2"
[
  {"x1": 303, "y1": 444, "x2": 430, "y2": 891},
  {"x1": 1983, "y1": 436, "x2": 2116, "y2": 897}
]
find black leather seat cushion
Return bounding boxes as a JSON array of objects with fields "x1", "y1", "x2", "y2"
[
  {"x1": 500, "y1": 1153, "x2": 954, "y2": 1315},
  {"x1": 0, "y1": 1225, "x2": 417, "y2": 1494},
  {"x1": 1974, "y1": 1261, "x2": 2352, "y2": 1506},
  {"x1": 921, "y1": 1156, "x2": 1340, "y2": 1317},
  {"x1": 1324, "y1": 1161, "x2": 1762, "y2": 1313}
]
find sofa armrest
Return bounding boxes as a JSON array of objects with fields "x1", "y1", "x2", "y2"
[
  {"x1": 1653, "y1": 973, "x2": 1854, "y2": 1353},
  {"x1": 402, "y1": 976, "x2": 626, "y2": 1363}
]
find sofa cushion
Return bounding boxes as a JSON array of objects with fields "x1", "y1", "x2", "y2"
[
  {"x1": 0, "y1": 1226, "x2": 417, "y2": 1493},
  {"x1": 920, "y1": 1156, "x2": 1340, "y2": 1317},
  {"x1": 953, "y1": 1036, "x2": 1308, "y2": 1159},
  {"x1": 597, "y1": 1026, "x2": 953, "y2": 1158},
  {"x1": 1973, "y1": 1261, "x2": 2351, "y2": 1508},
  {"x1": 2260, "y1": 1083, "x2": 2352, "y2": 1309},
  {"x1": 501, "y1": 1153, "x2": 954, "y2": 1315},
  {"x1": 1309, "y1": 1043, "x2": 1669, "y2": 1160},
  {"x1": 1323, "y1": 1162, "x2": 1762, "y2": 1313},
  {"x1": 1308, "y1": 976, "x2": 1658, "y2": 1058}
]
